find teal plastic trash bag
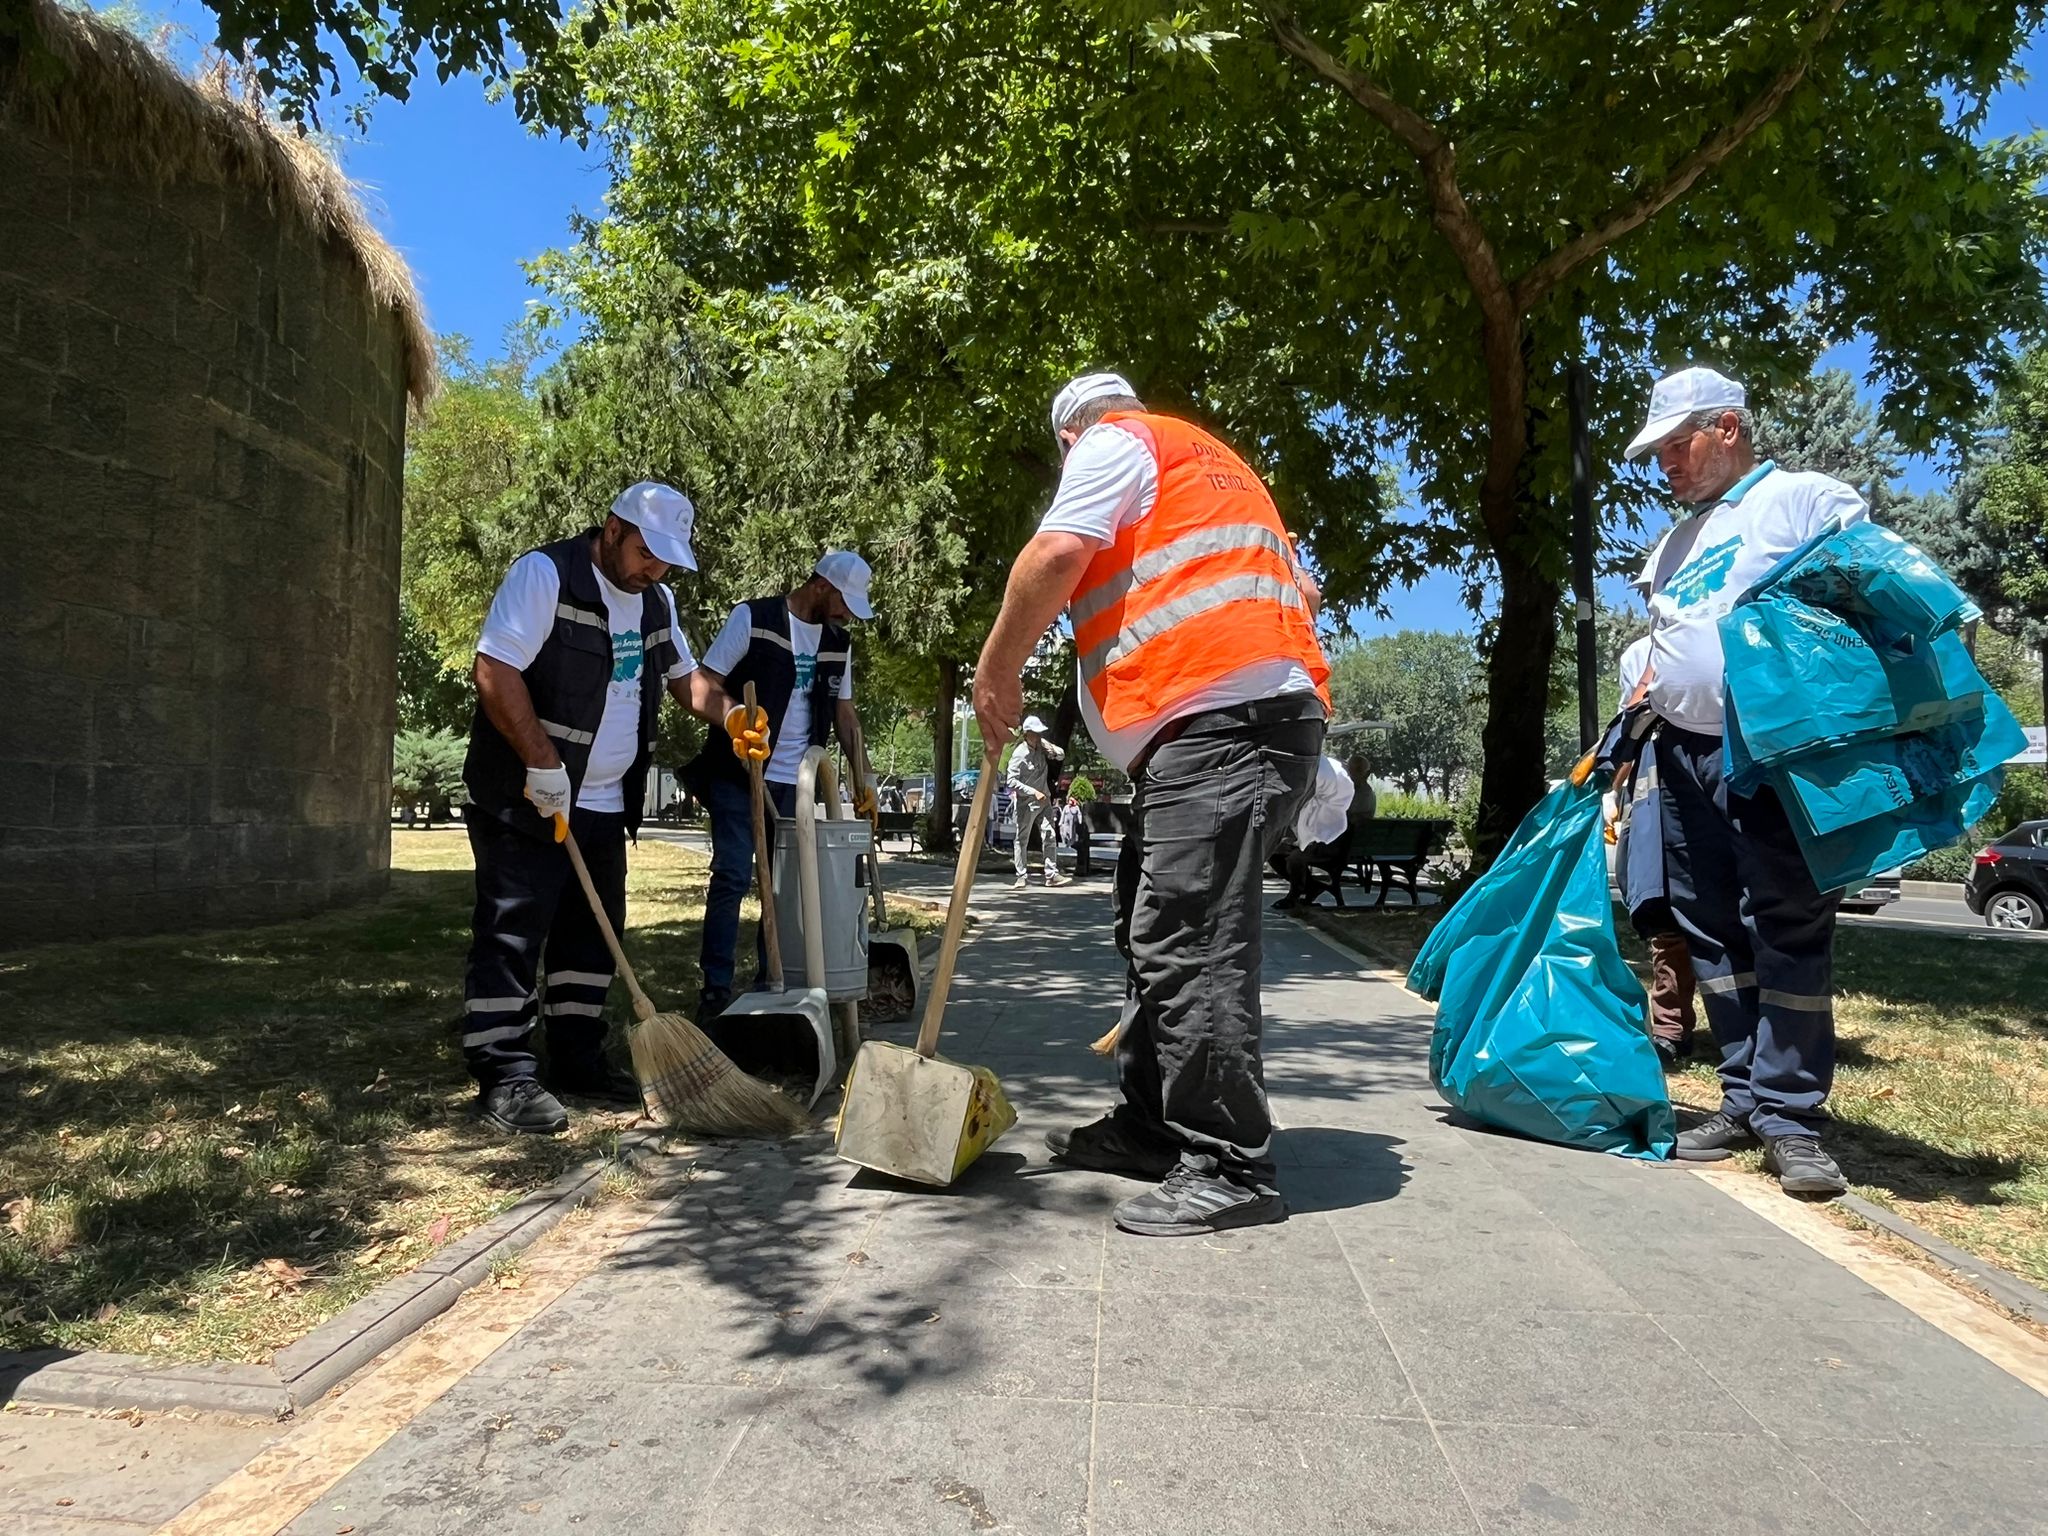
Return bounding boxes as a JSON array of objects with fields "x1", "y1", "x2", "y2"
[
  {"x1": 1775, "y1": 521, "x2": 1981, "y2": 640},
  {"x1": 1776, "y1": 697, "x2": 2026, "y2": 838},
  {"x1": 1783, "y1": 772, "x2": 2004, "y2": 894},
  {"x1": 1409, "y1": 776, "x2": 1675, "y2": 1162},
  {"x1": 1721, "y1": 601, "x2": 1983, "y2": 778}
]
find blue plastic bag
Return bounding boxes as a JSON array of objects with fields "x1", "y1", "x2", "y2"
[
  {"x1": 1775, "y1": 697, "x2": 2026, "y2": 837},
  {"x1": 1410, "y1": 777, "x2": 1675, "y2": 1162},
  {"x1": 1775, "y1": 521, "x2": 1981, "y2": 639},
  {"x1": 1720, "y1": 601, "x2": 1983, "y2": 779},
  {"x1": 1778, "y1": 772, "x2": 2004, "y2": 894}
]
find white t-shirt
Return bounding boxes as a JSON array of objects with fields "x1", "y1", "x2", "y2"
[
  {"x1": 1640, "y1": 462, "x2": 1868, "y2": 735},
  {"x1": 476, "y1": 549, "x2": 696, "y2": 813},
  {"x1": 1618, "y1": 635, "x2": 1652, "y2": 701},
  {"x1": 703, "y1": 603, "x2": 855, "y2": 786},
  {"x1": 1040, "y1": 421, "x2": 1320, "y2": 771}
]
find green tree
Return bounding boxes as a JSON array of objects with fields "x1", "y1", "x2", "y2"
[
  {"x1": 396, "y1": 600, "x2": 475, "y2": 735},
  {"x1": 391, "y1": 728, "x2": 468, "y2": 826},
  {"x1": 401, "y1": 334, "x2": 546, "y2": 669},
  {"x1": 547, "y1": 0, "x2": 2048, "y2": 858},
  {"x1": 1326, "y1": 631, "x2": 1484, "y2": 797},
  {"x1": 1755, "y1": 369, "x2": 1906, "y2": 516},
  {"x1": 1886, "y1": 345, "x2": 2048, "y2": 726}
]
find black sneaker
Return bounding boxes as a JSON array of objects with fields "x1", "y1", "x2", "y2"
[
  {"x1": 696, "y1": 985, "x2": 734, "y2": 1024},
  {"x1": 1654, "y1": 1038, "x2": 1683, "y2": 1073},
  {"x1": 478, "y1": 1079, "x2": 569, "y2": 1135},
  {"x1": 544, "y1": 1058, "x2": 642, "y2": 1108},
  {"x1": 1674, "y1": 1109, "x2": 1757, "y2": 1162},
  {"x1": 1045, "y1": 1115, "x2": 1179, "y2": 1180},
  {"x1": 1764, "y1": 1135, "x2": 1848, "y2": 1198},
  {"x1": 1114, "y1": 1165, "x2": 1286, "y2": 1237}
]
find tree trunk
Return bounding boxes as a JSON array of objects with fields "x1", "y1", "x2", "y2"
[
  {"x1": 930, "y1": 658, "x2": 958, "y2": 855},
  {"x1": 1474, "y1": 550, "x2": 1563, "y2": 860}
]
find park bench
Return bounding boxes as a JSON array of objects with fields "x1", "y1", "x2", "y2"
[
  {"x1": 1346, "y1": 817, "x2": 1453, "y2": 906},
  {"x1": 875, "y1": 809, "x2": 922, "y2": 850}
]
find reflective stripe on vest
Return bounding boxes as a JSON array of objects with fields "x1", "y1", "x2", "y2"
[{"x1": 1069, "y1": 412, "x2": 1330, "y2": 734}]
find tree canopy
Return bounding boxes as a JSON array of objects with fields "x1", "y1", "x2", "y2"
[{"x1": 546, "y1": 0, "x2": 2048, "y2": 854}]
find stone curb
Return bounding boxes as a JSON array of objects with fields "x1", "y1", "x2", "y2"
[
  {"x1": 0, "y1": 1128, "x2": 670, "y2": 1420},
  {"x1": 1838, "y1": 1192, "x2": 2048, "y2": 1328}
]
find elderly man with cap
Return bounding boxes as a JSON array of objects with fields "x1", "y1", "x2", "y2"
[
  {"x1": 461, "y1": 483, "x2": 754, "y2": 1135},
  {"x1": 1626, "y1": 366, "x2": 1867, "y2": 1195},
  {"x1": 1006, "y1": 715, "x2": 1068, "y2": 888},
  {"x1": 974, "y1": 371, "x2": 1331, "y2": 1236},
  {"x1": 685, "y1": 552, "x2": 877, "y2": 1020}
]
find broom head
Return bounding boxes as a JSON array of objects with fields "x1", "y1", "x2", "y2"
[{"x1": 630, "y1": 1007, "x2": 811, "y2": 1137}]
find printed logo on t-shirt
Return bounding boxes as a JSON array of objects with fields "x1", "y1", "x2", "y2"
[
  {"x1": 611, "y1": 630, "x2": 644, "y2": 684},
  {"x1": 794, "y1": 651, "x2": 816, "y2": 692},
  {"x1": 1663, "y1": 536, "x2": 1745, "y2": 608}
]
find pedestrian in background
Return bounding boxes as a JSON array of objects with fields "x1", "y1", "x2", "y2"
[{"x1": 1008, "y1": 715, "x2": 1069, "y2": 888}]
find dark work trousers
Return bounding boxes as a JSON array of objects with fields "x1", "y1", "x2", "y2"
[
  {"x1": 461, "y1": 806, "x2": 628, "y2": 1091},
  {"x1": 1111, "y1": 699, "x2": 1323, "y2": 1191},
  {"x1": 1658, "y1": 727, "x2": 1841, "y2": 1139},
  {"x1": 700, "y1": 774, "x2": 798, "y2": 991}
]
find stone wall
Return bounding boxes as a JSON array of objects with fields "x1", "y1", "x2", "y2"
[{"x1": 0, "y1": 116, "x2": 410, "y2": 944}]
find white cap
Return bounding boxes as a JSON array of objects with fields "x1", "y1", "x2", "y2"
[
  {"x1": 1624, "y1": 367, "x2": 1746, "y2": 461},
  {"x1": 814, "y1": 550, "x2": 874, "y2": 620},
  {"x1": 1021, "y1": 715, "x2": 1049, "y2": 735},
  {"x1": 1050, "y1": 371, "x2": 1137, "y2": 435},
  {"x1": 609, "y1": 481, "x2": 697, "y2": 570}
]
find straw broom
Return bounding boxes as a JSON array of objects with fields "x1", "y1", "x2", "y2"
[{"x1": 554, "y1": 814, "x2": 810, "y2": 1137}]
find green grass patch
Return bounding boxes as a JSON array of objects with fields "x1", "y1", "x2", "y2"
[{"x1": 0, "y1": 831, "x2": 720, "y2": 1362}]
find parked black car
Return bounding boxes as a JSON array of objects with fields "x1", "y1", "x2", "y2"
[{"x1": 1963, "y1": 819, "x2": 2048, "y2": 930}]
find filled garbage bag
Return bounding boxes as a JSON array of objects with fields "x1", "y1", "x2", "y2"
[{"x1": 1409, "y1": 776, "x2": 1675, "y2": 1161}]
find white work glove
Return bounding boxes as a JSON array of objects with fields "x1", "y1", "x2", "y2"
[{"x1": 525, "y1": 764, "x2": 572, "y2": 821}]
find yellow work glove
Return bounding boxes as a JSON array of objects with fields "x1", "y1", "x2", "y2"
[
  {"x1": 853, "y1": 781, "x2": 879, "y2": 826},
  {"x1": 724, "y1": 704, "x2": 772, "y2": 763}
]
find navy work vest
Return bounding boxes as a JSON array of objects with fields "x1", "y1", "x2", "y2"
[
  {"x1": 463, "y1": 529, "x2": 681, "y2": 840},
  {"x1": 683, "y1": 594, "x2": 849, "y2": 790}
]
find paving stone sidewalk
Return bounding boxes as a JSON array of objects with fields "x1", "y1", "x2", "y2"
[{"x1": 277, "y1": 869, "x2": 2047, "y2": 1536}]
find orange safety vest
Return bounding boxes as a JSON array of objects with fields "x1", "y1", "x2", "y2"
[{"x1": 1069, "y1": 411, "x2": 1331, "y2": 735}]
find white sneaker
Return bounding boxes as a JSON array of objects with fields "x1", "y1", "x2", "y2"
[
  {"x1": 1013, "y1": 875, "x2": 1030, "y2": 889},
  {"x1": 1045, "y1": 873, "x2": 1069, "y2": 887}
]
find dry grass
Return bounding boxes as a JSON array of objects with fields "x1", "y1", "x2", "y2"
[
  {"x1": 1291, "y1": 896, "x2": 2048, "y2": 1291},
  {"x1": 1668, "y1": 926, "x2": 2048, "y2": 1291},
  {"x1": 0, "y1": 832, "x2": 718, "y2": 1362}
]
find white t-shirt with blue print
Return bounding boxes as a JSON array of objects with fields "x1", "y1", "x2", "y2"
[
  {"x1": 1639, "y1": 462, "x2": 1868, "y2": 735},
  {"x1": 477, "y1": 550, "x2": 695, "y2": 813}
]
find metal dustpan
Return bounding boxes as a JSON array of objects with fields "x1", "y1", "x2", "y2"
[
  {"x1": 703, "y1": 686, "x2": 836, "y2": 1107},
  {"x1": 847, "y1": 721, "x2": 922, "y2": 1021},
  {"x1": 836, "y1": 752, "x2": 1014, "y2": 1186}
]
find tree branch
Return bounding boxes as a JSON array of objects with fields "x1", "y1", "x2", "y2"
[
  {"x1": 1140, "y1": 219, "x2": 1234, "y2": 235},
  {"x1": 1262, "y1": 5, "x2": 1515, "y2": 332},
  {"x1": 1511, "y1": 0, "x2": 1851, "y2": 313}
]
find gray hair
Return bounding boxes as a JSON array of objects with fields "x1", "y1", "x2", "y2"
[
  {"x1": 1688, "y1": 405, "x2": 1753, "y2": 441},
  {"x1": 1057, "y1": 392, "x2": 1146, "y2": 436}
]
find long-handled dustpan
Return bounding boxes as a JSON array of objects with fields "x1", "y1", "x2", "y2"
[
  {"x1": 701, "y1": 684, "x2": 836, "y2": 1106},
  {"x1": 846, "y1": 718, "x2": 921, "y2": 1022},
  {"x1": 835, "y1": 750, "x2": 1015, "y2": 1186}
]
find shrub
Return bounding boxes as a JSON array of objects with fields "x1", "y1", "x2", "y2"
[{"x1": 1067, "y1": 775, "x2": 1097, "y2": 802}]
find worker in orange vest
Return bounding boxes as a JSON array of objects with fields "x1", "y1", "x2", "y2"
[{"x1": 973, "y1": 371, "x2": 1332, "y2": 1236}]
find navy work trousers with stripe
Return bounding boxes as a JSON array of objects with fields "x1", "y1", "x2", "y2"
[
  {"x1": 1658, "y1": 727, "x2": 1841, "y2": 1140},
  {"x1": 461, "y1": 805, "x2": 627, "y2": 1091}
]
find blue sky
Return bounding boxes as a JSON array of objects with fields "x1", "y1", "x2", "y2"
[{"x1": 122, "y1": 3, "x2": 2048, "y2": 636}]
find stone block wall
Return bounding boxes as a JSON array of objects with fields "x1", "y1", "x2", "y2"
[{"x1": 0, "y1": 118, "x2": 410, "y2": 944}]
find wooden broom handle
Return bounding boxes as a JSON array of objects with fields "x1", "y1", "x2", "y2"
[
  {"x1": 844, "y1": 714, "x2": 889, "y2": 929},
  {"x1": 743, "y1": 682, "x2": 788, "y2": 992},
  {"x1": 559, "y1": 819, "x2": 657, "y2": 1025},
  {"x1": 916, "y1": 749, "x2": 998, "y2": 1058}
]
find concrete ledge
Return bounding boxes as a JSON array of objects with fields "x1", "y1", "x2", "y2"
[
  {"x1": 1900, "y1": 879, "x2": 1964, "y2": 900},
  {"x1": 1840, "y1": 1193, "x2": 2048, "y2": 1328},
  {"x1": 0, "y1": 1127, "x2": 670, "y2": 1419}
]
